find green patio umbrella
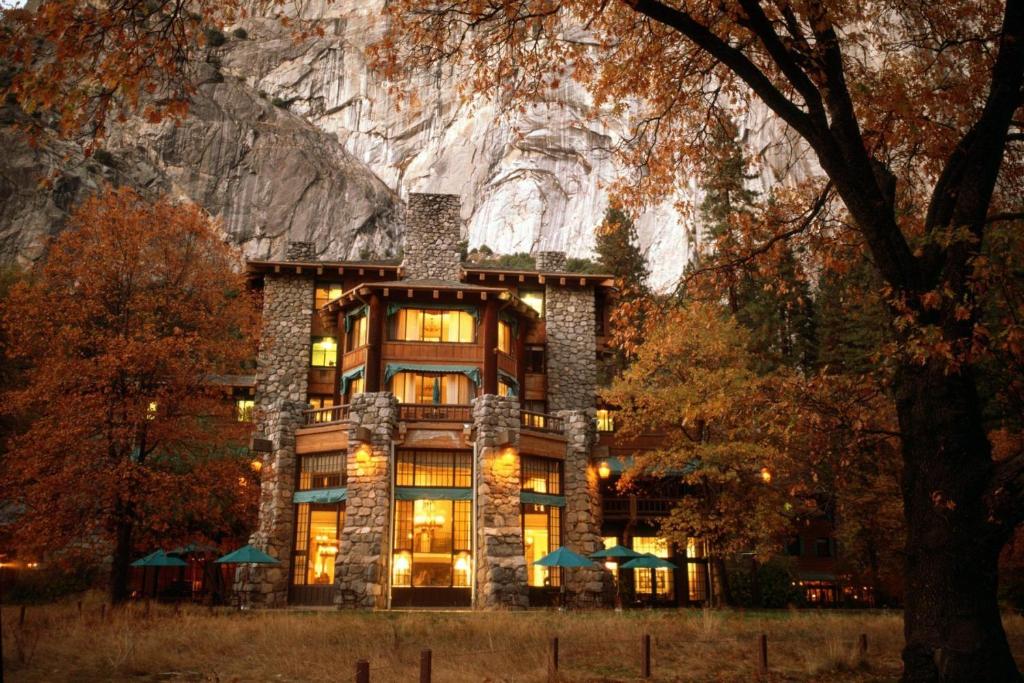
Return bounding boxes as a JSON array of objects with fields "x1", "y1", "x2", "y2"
[
  {"x1": 533, "y1": 547, "x2": 598, "y2": 608},
  {"x1": 590, "y1": 545, "x2": 643, "y2": 609},
  {"x1": 214, "y1": 544, "x2": 280, "y2": 565},
  {"x1": 131, "y1": 550, "x2": 187, "y2": 599},
  {"x1": 621, "y1": 553, "x2": 678, "y2": 604}
]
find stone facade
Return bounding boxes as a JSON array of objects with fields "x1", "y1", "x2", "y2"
[
  {"x1": 334, "y1": 392, "x2": 399, "y2": 608},
  {"x1": 402, "y1": 193, "x2": 463, "y2": 281},
  {"x1": 535, "y1": 250, "x2": 567, "y2": 271},
  {"x1": 545, "y1": 284, "x2": 597, "y2": 412},
  {"x1": 285, "y1": 240, "x2": 318, "y2": 260},
  {"x1": 560, "y1": 409, "x2": 608, "y2": 599},
  {"x1": 473, "y1": 395, "x2": 529, "y2": 609},
  {"x1": 238, "y1": 274, "x2": 313, "y2": 606}
]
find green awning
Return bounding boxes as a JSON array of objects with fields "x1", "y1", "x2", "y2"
[
  {"x1": 215, "y1": 544, "x2": 280, "y2": 565},
  {"x1": 386, "y1": 302, "x2": 481, "y2": 322},
  {"x1": 293, "y1": 487, "x2": 347, "y2": 504},
  {"x1": 131, "y1": 550, "x2": 187, "y2": 568},
  {"x1": 341, "y1": 366, "x2": 364, "y2": 395},
  {"x1": 344, "y1": 305, "x2": 367, "y2": 332},
  {"x1": 499, "y1": 370, "x2": 519, "y2": 397},
  {"x1": 520, "y1": 491, "x2": 565, "y2": 507},
  {"x1": 395, "y1": 487, "x2": 473, "y2": 501},
  {"x1": 384, "y1": 363, "x2": 481, "y2": 387}
]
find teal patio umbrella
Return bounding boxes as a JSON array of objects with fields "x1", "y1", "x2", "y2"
[
  {"x1": 590, "y1": 545, "x2": 643, "y2": 608},
  {"x1": 215, "y1": 545, "x2": 280, "y2": 609},
  {"x1": 533, "y1": 547, "x2": 598, "y2": 607},
  {"x1": 621, "y1": 553, "x2": 678, "y2": 604},
  {"x1": 131, "y1": 550, "x2": 187, "y2": 598}
]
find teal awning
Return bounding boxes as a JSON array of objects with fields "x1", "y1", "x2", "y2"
[
  {"x1": 386, "y1": 302, "x2": 481, "y2": 322},
  {"x1": 341, "y1": 366, "x2": 364, "y2": 395},
  {"x1": 520, "y1": 491, "x2": 565, "y2": 507},
  {"x1": 293, "y1": 487, "x2": 347, "y2": 504},
  {"x1": 621, "y1": 553, "x2": 678, "y2": 570},
  {"x1": 533, "y1": 547, "x2": 597, "y2": 568},
  {"x1": 395, "y1": 487, "x2": 473, "y2": 501},
  {"x1": 215, "y1": 544, "x2": 280, "y2": 565},
  {"x1": 344, "y1": 305, "x2": 367, "y2": 332},
  {"x1": 384, "y1": 363, "x2": 481, "y2": 387},
  {"x1": 131, "y1": 550, "x2": 187, "y2": 568},
  {"x1": 498, "y1": 370, "x2": 519, "y2": 397}
]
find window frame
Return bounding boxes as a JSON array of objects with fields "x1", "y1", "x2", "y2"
[
  {"x1": 310, "y1": 336, "x2": 339, "y2": 368},
  {"x1": 395, "y1": 449, "x2": 474, "y2": 489},
  {"x1": 388, "y1": 308, "x2": 478, "y2": 344}
]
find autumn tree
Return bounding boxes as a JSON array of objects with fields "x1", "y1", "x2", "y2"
[
  {"x1": 0, "y1": 186, "x2": 259, "y2": 603},
  {"x1": 375, "y1": 2, "x2": 1024, "y2": 677}
]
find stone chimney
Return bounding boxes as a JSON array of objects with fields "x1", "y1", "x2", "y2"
[
  {"x1": 535, "y1": 251, "x2": 567, "y2": 272},
  {"x1": 402, "y1": 193, "x2": 463, "y2": 281},
  {"x1": 285, "y1": 241, "x2": 317, "y2": 261}
]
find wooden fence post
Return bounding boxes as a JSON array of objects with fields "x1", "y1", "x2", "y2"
[
  {"x1": 18, "y1": 605, "x2": 25, "y2": 627},
  {"x1": 757, "y1": 633, "x2": 768, "y2": 677},
  {"x1": 77, "y1": 601, "x2": 82, "y2": 616},
  {"x1": 548, "y1": 637, "x2": 559, "y2": 682},
  {"x1": 100, "y1": 604, "x2": 106, "y2": 621},
  {"x1": 641, "y1": 633, "x2": 651, "y2": 679},
  {"x1": 355, "y1": 659, "x2": 370, "y2": 683},
  {"x1": 858, "y1": 633, "x2": 868, "y2": 657},
  {"x1": 420, "y1": 649, "x2": 432, "y2": 683}
]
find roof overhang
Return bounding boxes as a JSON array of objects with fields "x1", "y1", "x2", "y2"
[
  {"x1": 321, "y1": 280, "x2": 541, "y2": 321},
  {"x1": 246, "y1": 259, "x2": 402, "y2": 282},
  {"x1": 462, "y1": 266, "x2": 616, "y2": 289}
]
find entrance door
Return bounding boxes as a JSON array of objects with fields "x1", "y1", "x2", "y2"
[{"x1": 390, "y1": 498, "x2": 472, "y2": 607}]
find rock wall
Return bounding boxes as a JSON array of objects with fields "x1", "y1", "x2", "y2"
[
  {"x1": 544, "y1": 284, "x2": 597, "y2": 412},
  {"x1": 536, "y1": 251, "x2": 567, "y2": 271},
  {"x1": 238, "y1": 274, "x2": 313, "y2": 606},
  {"x1": 402, "y1": 193, "x2": 463, "y2": 280},
  {"x1": 335, "y1": 392, "x2": 398, "y2": 608},
  {"x1": 472, "y1": 395, "x2": 529, "y2": 609},
  {"x1": 559, "y1": 409, "x2": 607, "y2": 599}
]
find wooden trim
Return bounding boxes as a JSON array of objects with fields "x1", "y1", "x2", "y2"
[
  {"x1": 365, "y1": 293, "x2": 383, "y2": 392},
  {"x1": 482, "y1": 299, "x2": 499, "y2": 395}
]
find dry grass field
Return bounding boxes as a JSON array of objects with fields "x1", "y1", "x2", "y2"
[{"x1": 5, "y1": 597, "x2": 1024, "y2": 682}]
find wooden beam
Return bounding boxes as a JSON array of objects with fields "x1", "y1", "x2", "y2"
[
  {"x1": 481, "y1": 292, "x2": 488, "y2": 300},
  {"x1": 379, "y1": 269, "x2": 385, "y2": 276},
  {"x1": 483, "y1": 299, "x2": 499, "y2": 395},
  {"x1": 559, "y1": 277, "x2": 566, "y2": 286},
  {"x1": 365, "y1": 293, "x2": 384, "y2": 392},
  {"x1": 338, "y1": 266, "x2": 345, "y2": 275},
  {"x1": 383, "y1": 288, "x2": 390, "y2": 297},
  {"x1": 317, "y1": 266, "x2": 323, "y2": 275},
  {"x1": 407, "y1": 289, "x2": 413, "y2": 298},
  {"x1": 433, "y1": 289, "x2": 439, "y2": 299},
  {"x1": 499, "y1": 273, "x2": 505, "y2": 282},
  {"x1": 296, "y1": 266, "x2": 303, "y2": 274},
  {"x1": 579, "y1": 278, "x2": 585, "y2": 286},
  {"x1": 457, "y1": 290, "x2": 464, "y2": 300},
  {"x1": 519, "y1": 274, "x2": 525, "y2": 282},
  {"x1": 539, "y1": 275, "x2": 546, "y2": 284},
  {"x1": 274, "y1": 265, "x2": 281, "y2": 273},
  {"x1": 479, "y1": 273, "x2": 485, "y2": 281}
]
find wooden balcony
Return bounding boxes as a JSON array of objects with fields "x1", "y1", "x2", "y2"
[
  {"x1": 497, "y1": 351, "x2": 517, "y2": 377},
  {"x1": 399, "y1": 403, "x2": 473, "y2": 422},
  {"x1": 601, "y1": 495, "x2": 675, "y2": 521},
  {"x1": 383, "y1": 341, "x2": 483, "y2": 363},
  {"x1": 520, "y1": 409, "x2": 564, "y2": 434},
  {"x1": 341, "y1": 346, "x2": 367, "y2": 371},
  {"x1": 303, "y1": 404, "x2": 350, "y2": 425}
]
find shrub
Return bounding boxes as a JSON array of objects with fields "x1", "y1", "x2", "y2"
[
  {"x1": 232, "y1": 27, "x2": 248, "y2": 40},
  {"x1": 203, "y1": 28, "x2": 226, "y2": 48}
]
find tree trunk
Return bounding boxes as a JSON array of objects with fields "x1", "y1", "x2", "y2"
[
  {"x1": 109, "y1": 513, "x2": 134, "y2": 605},
  {"x1": 711, "y1": 557, "x2": 732, "y2": 606},
  {"x1": 897, "y1": 361, "x2": 1020, "y2": 682}
]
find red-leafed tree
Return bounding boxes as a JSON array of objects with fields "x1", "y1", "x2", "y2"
[{"x1": 1, "y1": 186, "x2": 259, "y2": 603}]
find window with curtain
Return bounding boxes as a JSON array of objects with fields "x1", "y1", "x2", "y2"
[
  {"x1": 633, "y1": 537, "x2": 674, "y2": 598},
  {"x1": 392, "y1": 499, "x2": 472, "y2": 589},
  {"x1": 310, "y1": 337, "x2": 338, "y2": 367},
  {"x1": 346, "y1": 314, "x2": 368, "y2": 351},
  {"x1": 523, "y1": 504, "x2": 561, "y2": 587},
  {"x1": 291, "y1": 503, "x2": 344, "y2": 587},
  {"x1": 498, "y1": 320, "x2": 512, "y2": 354},
  {"x1": 389, "y1": 372, "x2": 475, "y2": 404},
  {"x1": 498, "y1": 378, "x2": 516, "y2": 398},
  {"x1": 345, "y1": 376, "x2": 365, "y2": 402},
  {"x1": 389, "y1": 309, "x2": 476, "y2": 343}
]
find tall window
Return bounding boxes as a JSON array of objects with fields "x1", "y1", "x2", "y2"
[
  {"x1": 392, "y1": 499, "x2": 472, "y2": 588},
  {"x1": 390, "y1": 372, "x2": 475, "y2": 404},
  {"x1": 308, "y1": 396, "x2": 335, "y2": 422},
  {"x1": 310, "y1": 337, "x2": 338, "y2": 367},
  {"x1": 525, "y1": 346, "x2": 545, "y2": 373},
  {"x1": 236, "y1": 398, "x2": 254, "y2": 422},
  {"x1": 519, "y1": 290, "x2": 544, "y2": 318},
  {"x1": 292, "y1": 504, "x2": 344, "y2": 587},
  {"x1": 595, "y1": 409, "x2": 616, "y2": 432},
  {"x1": 686, "y1": 537, "x2": 708, "y2": 602},
  {"x1": 498, "y1": 321, "x2": 513, "y2": 354},
  {"x1": 396, "y1": 450, "x2": 473, "y2": 488},
  {"x1": 521, "y1": 456, "x2": 562, "y2": 494},
  {"x1": 346, "y1": 314, "x2": 368, "y2": 351},
  {"x1": 315, "y1": 284, "x2": 344, "y2": 309},
  {"x1": 298, "y1": 453, "x2": 346, "y2": 490},
  {"x1": 345, "y1": 376, "x2": 365, "y2": 402},
  {"x1": 390, "y1": 309, "x2": 476, "y2": 343},
  {"x1": 523, "y1": 505, "x2": 561, "y2": 587},
  {"x1": 633, "y1": 537, "x2": 674, "y2": 599}
]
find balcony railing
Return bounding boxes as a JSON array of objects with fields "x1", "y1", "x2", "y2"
[
  {"x1": 399, "y1": 403, "x2": 473, "y2": 422},
  {"x1": 601, "y1": 496, "x2": 675, "y2": 520},
  {"x1": 520, "y1": 409, "x2": 564, "y2": 434},
  {"x1": 303, "y1": 404, "x2": 350, "y2": 426}
]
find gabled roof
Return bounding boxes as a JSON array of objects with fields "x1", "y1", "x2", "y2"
[
  {"x1": 321, "y1": 278, "x2": 541, "y2": 320},
  {"x1": 246, "y1": 259, "x2": 401, "y2": 280},
  {"x1": 462, "y1": 266, "x2": 615, "y2": 288}
]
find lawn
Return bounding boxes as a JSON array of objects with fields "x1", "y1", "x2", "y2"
[{"x1": 5, "y1": 598, "x2": 1023, "y2": 681}]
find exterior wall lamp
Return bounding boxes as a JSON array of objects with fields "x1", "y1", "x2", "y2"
[
  {"x1": 759, "y1": 467, "x2": 772, "y2": 484},
  {"x1": 598, "y1": 461, "x2": 611, "y2": 479}
]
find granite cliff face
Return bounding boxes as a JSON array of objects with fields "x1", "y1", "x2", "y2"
[{"x1": 0, "y1": 2, "x2": 815, "y2": 287}]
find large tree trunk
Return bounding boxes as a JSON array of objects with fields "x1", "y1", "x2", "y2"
[
  {"x1": 109, "y1": 513, "x2": 134, "y2": 605},
  {"x1": 897, "y1": 361, "x2": 1019, "y2": 682}
]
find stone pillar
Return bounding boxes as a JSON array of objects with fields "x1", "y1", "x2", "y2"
[
  {"x1": 535, "y1": 251, "x2": 567, "y2": 271},
  {"x1": 239, "y1": 274, "x2": 313, "y2": 607},
  {"x1": 335, "y1": 392, "x2": 398, "y2": 608},
  {"x1": 545, "y1": 284, "x2": 597, "y2": 412},
  {"x1": 473, "y1": 395, "x2": 529, "y2": 609},
  {"x1": 401, "y1": 193, "x2": 463, "y2": 280},
  {"x1": 560, "y1": 409, "x2": 607, "y2": 599}
]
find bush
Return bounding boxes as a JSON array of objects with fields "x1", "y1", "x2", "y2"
[
  {"x1": 728, "y1": 558, "x2": 804, "y2": 608},
  {"x1": 204, "y1": 28, "x2": 226, "y2": 48},
  {"x1": 271, "y1": 97, "x2": 288, "y2": 109},
  {"x1": 92, "y1": 149, "x2": 116, "y2": 168},
  {"x1": 565, "y1": 257, "x2": 605, "y2": 274},
  {"x1": 232, "y1": 27, "x2": 248, "y2": 40},
  {"x1": 5, "y1": 562, "x2": 101, "y2": 604}
]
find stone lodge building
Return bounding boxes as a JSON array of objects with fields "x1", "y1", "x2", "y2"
[{"x1": 238, "y1": 193, "x2": 724, "y2": 609}]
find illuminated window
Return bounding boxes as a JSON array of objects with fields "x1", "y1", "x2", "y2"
[
  {"x1": 595, "y1": 409, "x2": 616, "y2": 432},
  {"x1": 291, "y1": 503, "x2": 344, "y2": 587},
  {"x1": 315, "y1": 284, "x2": 344, "y2": 309},
  {"x1": 390, "y1": 372, "x2": 475, "y2": 405},
  {"x1": 521, "y1": 456, "x2": 561, "y2": 494},
  {"x1": 688, "y1": 562, "x2": 708, "y2": 602},
  {"x1": 345, "y1": 376, "x2": 365, "y2": 402},
  {"x1": 310, "y1": 337, "x2": 338, "y2": 367},
  {"x1": 298, "y1": 453, "x2": 346, "y2": 490},
  {"x1": 395, "y1": 450, "x2": 472, "y2": 488},
  {"x1": 389, "y1": 309, "x2": 476, "y2": 343},
  {"x1": 523, "y1": 505, "x2": 561, "y2": 587},
  {"x1": 519, "y1": 290, "x2": 544, "y2": 318},
  {"x1": 392, "y1": 499, "x2": 472, "y2": 589},
  {"x1": 498, "y1": 321, "x2": 513, "y2": 354},
  {"x1": 346, "y1": 314, "x2": 368, "y2": 351},
  {"x1": 633, "y1": 537, "x2": 674, "y2": 599},
  {"x1": 236, "y1": 399, "x2": 254, "y2": 422},
  {"x1": 525, "y1": 346, "x2": 545, "y2": 373},
  {"x1": 308, "y1": 396, "x2": 335, "y2": 422},
  {"x1": 602, "y1": 536, "x2": 620, "y2": 582},
  {"x1": 498, "y1": 378, "x2": 516, "y2": 398},
  {"x1": 686, "y1": 537, "x2": 707, "y2": 558}
]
